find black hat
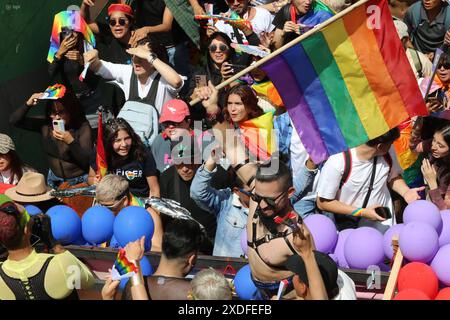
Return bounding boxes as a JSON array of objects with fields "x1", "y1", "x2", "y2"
[{"x1": 285, "y1": 251, "x2": 339, "y2": 298}]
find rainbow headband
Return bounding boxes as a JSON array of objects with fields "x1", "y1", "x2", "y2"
[
  {"x1": 40, "y1": 84, "x2": 66, "y2": 100},
  {"x1": 47, "y1": 10, "x2": 96, "y2": 63}
]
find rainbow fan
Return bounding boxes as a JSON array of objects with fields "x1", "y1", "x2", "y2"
[
  {"x1": 47, "y1": 10, "x2": 96, "y2": 63},
  {"x1": 111, "y1": 249, "x2": 138, "y2": 281},
  {"x1": 39, "y1": 84, "x2": 66, "y2": 100}
]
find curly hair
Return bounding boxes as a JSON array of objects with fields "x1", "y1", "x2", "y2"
[
  {"x1": 103, "y1": 118, "x2": 147, "y2": 169},
  {"x1": 223, "y1": 85, "x2": 263, "y2": 123}
]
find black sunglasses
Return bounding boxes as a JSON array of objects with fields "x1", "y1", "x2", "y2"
[
  {"x1": 209, "y1": 44, "x2": 229, "y2": 53},
  {"x1": 109, "y1": 18, "x2": 128, "y2": 27},
  {"x1": 438, "y1": 63, "x2": 450, "y2": 69},
  {"x1": 247, "y1": 191, "x2": 284, "y2": 208}
]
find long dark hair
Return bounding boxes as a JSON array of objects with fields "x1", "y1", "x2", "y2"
[
  {"x1": 103, "y1": 118, "x2": 146, "y2": 169},
  {"x1": 206, "y1": 32, "x2": 234, "y2": 75},
  {"x1": 431, "y1": 124, "x2": 450, "y2": 186},
  {"x1": 45, "y1": 90, "x2": 87, "y2": 129},
  {"x1": 223, "y1": 84, "x2": 263, "y2": 123},
  {"x1": 1, "y1": 150, "x2": 25, "y2": 185}
]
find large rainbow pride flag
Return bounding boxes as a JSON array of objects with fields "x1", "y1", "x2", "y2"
[{"x1": 262, "y1": 0, "x2": 428, "y2": 163}]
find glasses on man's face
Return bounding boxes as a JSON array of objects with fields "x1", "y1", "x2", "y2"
[
  {"x1": 209, "y1": 44, "x2": 229, "y2": 53},
  {"x1": 248, "y1": 191, "x2": 284, "y2": 208},
  {"x1": 98, "y1": 195, "x2": 126, "y2": 210},
  {"x1": 109, "y1": 18, "x2": 128, "y2": 27},
  {"x1": 226, "y1": 0, "x2": 246, "y2": 5},
  {"x1": 162, "y1": 120, "x2": 185, "y2": 128}
]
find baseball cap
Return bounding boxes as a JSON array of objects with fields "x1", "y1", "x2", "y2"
[
  {"x1": 0, "y1": 134, "x2": 15, "y2": 154},
  {"x1": 159, "y1": 99, "x2": 190, "y2": 124},
  {"x1": 285, "y1": 251, "x2": 339, "y2": 298},
  {"x1": 394, "y1": 19, "x2": 409, "y2": 40}
]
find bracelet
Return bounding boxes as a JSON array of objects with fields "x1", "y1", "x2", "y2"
[
  {"x1": 351, "y1": 208, "x2": 363, "y2": 217},
  {"x1": 148, "y1": 52, "x2": 158, "y2": 64}
]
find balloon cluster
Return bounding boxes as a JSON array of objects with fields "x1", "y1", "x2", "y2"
[{"x1": 44, "y1": 205, "x2": 154, "y2": 251}]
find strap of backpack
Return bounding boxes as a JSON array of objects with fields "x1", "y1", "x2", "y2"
[
  {"x1": 129, "y1": 71, "x2": 139, "y2": 101},
  {"x1": 339, "y1": 150, "x2": 352, "y2": 189},
  {"x1": 232, "y1": 25, "x2": 245, "y2": 44},
  {"x1": 145, "y1": 73, "x2": 162, "y2": 107},
  {"x1": 362, "y1": 156, "x2": 378, "y2": 208}
]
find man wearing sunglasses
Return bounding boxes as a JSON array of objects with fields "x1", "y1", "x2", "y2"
[
  {"x1": 214, "y1": 0, "x2": 275, "y2": 44},
  {"x1": 0, "y1": 195, "x2": 95, "y2": 300},
  {"x1": 95, "y1": 174, "x2": 163, "y2": 252}
]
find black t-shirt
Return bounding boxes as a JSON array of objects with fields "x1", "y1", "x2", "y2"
[
  {"x1": 159, "y1": 165, "x2": 231, "y2": 254},
  {"x1": 90, "y1": 148, "x2": 158, "y2": 197}
]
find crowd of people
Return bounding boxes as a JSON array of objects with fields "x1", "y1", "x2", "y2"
[{"x1": 0, "y1": 0, "x2": 449, "y2": 300}]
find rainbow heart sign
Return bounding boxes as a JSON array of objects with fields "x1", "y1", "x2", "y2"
[{"x1": 39, "y1": 84, "x2": 66, "y2": 100}]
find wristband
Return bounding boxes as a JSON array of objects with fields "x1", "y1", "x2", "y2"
[
  {"x1": 148, "y1": 52, "x2": 158, "y2": 64},
  {"x1": 351, "y1": 208, "x2": 363, "y2": 217}
]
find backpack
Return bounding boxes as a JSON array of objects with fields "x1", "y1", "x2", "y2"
[{"x1": 118, "y1": 72, "x2": 162, "y2": 146}]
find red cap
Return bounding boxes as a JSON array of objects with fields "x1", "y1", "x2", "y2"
[
  {"x1": 108, "y1": 4, "x2": 134, "y2": 18},
  {"x1": 159, "y1": 99, "x2": 190, "y2": 123}
]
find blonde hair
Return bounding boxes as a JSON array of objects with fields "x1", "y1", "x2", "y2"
[
  {"x1": 190, "y1": 268, "x2": 233, "y2": 300},
  {"x1": 95, "y1": 174, "x2": 129, "y2": 203}
]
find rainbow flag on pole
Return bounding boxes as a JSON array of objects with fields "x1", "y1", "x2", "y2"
[
  {"x1": 96, "y1": 111, "x2": 108, "y2": 178},
  {"x1": 239, "y1": 111, "x2": 275, "y2": 161},
  {"x1": 262, "y1": 0, "x2": 428, "y2": 163}
]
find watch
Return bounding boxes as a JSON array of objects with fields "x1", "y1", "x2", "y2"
[{"x1": 148, "y1": 52, "x2": 158, "y2": 64}]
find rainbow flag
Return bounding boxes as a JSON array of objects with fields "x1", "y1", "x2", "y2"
[
  {"x1": 111, "y1": 249, "x2": 138, "y2": 280},
  {"x1": 261, "y1": 0, "x2": 428, "y2": 163},
  {"x1": 40, "y1": 84, "x2": 66, "y2": 100},
  {"x1": 96, "y1": 111, "x2": 108, "y2": 178},
  {"x1": 47, "y1": 10, "x2": 96, "y2": 63},
  {"x1": 239, "y1": 111, "x2": 275, "y2": 161},
  {"x1": 252, "y1": 81, "x2": 284, "y2": 108}
]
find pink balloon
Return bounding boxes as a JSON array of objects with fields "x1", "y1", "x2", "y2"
[
  {"x1": 439, "y1": 210, "x2": 450, "y2": 247},
  {"x1": 399, "y1": 222, "x2": 439, "y2": 263}
]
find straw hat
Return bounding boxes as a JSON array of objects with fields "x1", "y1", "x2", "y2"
[{"x1": 5, "y1": 172, "x2": 54, "y2": 203}]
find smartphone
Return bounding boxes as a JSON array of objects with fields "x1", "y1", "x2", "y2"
[
  {"x1": 375, "y1": 207, "x2": 392, "y2": 219},
  {"x1": 52, "y1": 119, "x2": 65, "y2": 132},
  {"x1": 195, "y1": 74, "x2": 207, "y2": 88},
  {"x1": 229, "y1": 64, "x2": 247, "y2": 74},
  {"x1": 60, "y1": 27, "x2": 74, "y2": 42}
]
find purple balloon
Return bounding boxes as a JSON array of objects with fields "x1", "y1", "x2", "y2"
[
  {"x1": 431, "y1": 244, "x2": 450, "y2": 286},
  {"x1": 383, "y1": 224, "x2": 405, "y2": 260},
  {"x1": 399, "y1": 222, "x2": 439, "y2": 263},
  {"x1": 333, "y1": 229, "x2": 353, "y2": 268},
  {"x1": 403, "y1": 200, "x2": 442, "y2": 234},
  {"x1": 240, "y1": 229, "x2": 248, "y2": 256},
  {"x1": 344, "y1": 227, "x2": 384, "y2": 270},
  {"x1": 439, "y1": 210, "x2": 450, "y2": 247},
  {"x1": 304, "y1": 214, "x2": 338, "y2": 253}
]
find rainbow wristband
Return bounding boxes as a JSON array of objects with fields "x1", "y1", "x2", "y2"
[{"x1": 351, "y1": 208, "x2": 363, "y2": 217}]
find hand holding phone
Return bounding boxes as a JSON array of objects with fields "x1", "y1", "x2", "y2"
[
  {"x1": 52, "y1": 119, "x2": 65, "y2": 132},
  {"x1": 375, "y1": 207, "x2": 392, "y2": 219}
]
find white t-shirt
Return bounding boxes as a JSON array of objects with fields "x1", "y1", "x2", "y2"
[
  {"x1": 317, "y1": 147, "x2": 402, "y2": 232},
  {"x1": 215, "y1": 7, "x2": 275, "y2": 44},
  {"x1": 333, "y1": 270, "x2": 357, "y2": 300},
  {"x1": 96, "y1": 61, "x2": 183, "y2": 114},
  {"x1": 0, "y1": 170, "x2": 16, "y2": 185}
]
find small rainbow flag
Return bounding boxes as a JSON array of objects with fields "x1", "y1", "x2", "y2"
[
  {"x1": 39, "y1": 84, "x2": 66, "y2": 100},
  {"x1": 262, "y1": 0, "x2": 428, "y2": 163},
  {"x1": 47, "y1": 10, "x2": 96, "y2": 63},
  {"x1": 96, "y1": 110, "x2": 108, "y2": 178},
  {"x1": 194, "y1": 14, "x2": 250, "y2": 27},
  {"x1": 239, "y1": 111, "x2": 275, "y2": 161},
  {"x1": 231, "y1": 43, "x2": 269, "y2": 58},
  {"x1": 111, "y1": 249, "x2": 138, "y2": 280}
]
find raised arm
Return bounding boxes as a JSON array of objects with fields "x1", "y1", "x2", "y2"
[
  {"x1": 80, "y1": 0, "x2": 100, "y2": 34},
  {"x1": 129, "y1": 7, "x2": 174, "y2": 48}
]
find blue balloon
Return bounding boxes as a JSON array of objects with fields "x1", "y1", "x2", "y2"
[
  {"x1": 119, "y1": 256, "x2": 154, "y2": 291},
  {"x1": 24, "y1": 205, "x2": 42, "y2": 216},
  {"x1": 233, "y1": 265, "x2": 262, "y2": 300},
  {"x1": 82, "y1": 206, "x2": 115, "y2": 245},
  {"x1": 46, "y1": 205, "x2": 81, "y2": 245},
  {"x1": 109, "y1": 235, "x2": 121, "y2": 249},
  {"x1": 113, "y1": 206, "x2": 154, "y2": 251}
]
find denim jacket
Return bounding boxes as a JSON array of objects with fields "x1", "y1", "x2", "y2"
[
  {"x1": 190, "y1": 163, "x2": 317, "y2": 257},
  {"x1": 274, "y1": 112, "x2": 293, "y2": 167}
]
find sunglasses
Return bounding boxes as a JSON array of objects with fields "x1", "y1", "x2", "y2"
[
  {"x1": 162, "y1": 120, "x2": 187, "y2": 128},
  {"x1": 98, "y1": 195, "x2": 127, "y2": 210},
  {"x1": 248, "y1": 191, "x2": 284, "y2": 208},
  {"x1": 209, "y1": 44, "x2": 229, "y2": 53},
  {"x1": 438, "y1": 63, "x2": 450, "y2": 69},
  {"x1": 109, "y1": 18, "x2": 128, "y2": 27},
  {"x1": 226, "y1": 0, "x2": 246, "y2": 4}
]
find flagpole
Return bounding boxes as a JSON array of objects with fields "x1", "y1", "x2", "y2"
[{"x1": 189, "y1": 0, "x2": 371, "y2": 106}]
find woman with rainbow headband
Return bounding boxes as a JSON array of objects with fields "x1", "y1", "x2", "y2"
[{"x1": 0, "y1": 194, "x2": 95, "y2": 300}]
